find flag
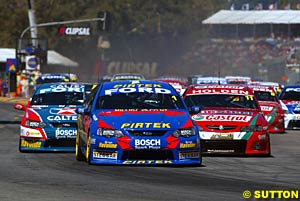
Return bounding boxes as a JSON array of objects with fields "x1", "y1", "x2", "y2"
[
  {"x1": 255, "y1": 3, "x2": 263, "y2": 10},
  {"x1": 241, "y1": 3, "x2": 250, "y2": 10},
  {"x1": 284, "y1": 3, "x2": 290, "y2": 10}
]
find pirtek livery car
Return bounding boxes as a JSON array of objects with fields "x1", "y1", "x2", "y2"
[
  {"x1": 76, "y1": 80, "x2": 202, "y2": 165},
  {"x1": 14, "y1": 83, "x2": 85, "y2": 152},
  {"x1": 249, "y1": 85, "x2": 285, "y2": 133},
  {"x1": 183, "y1": 84, "x2": 270, "y2": 155},
  {"x1": 278, "y1": 85, "x2": 300, "y2": 129}
]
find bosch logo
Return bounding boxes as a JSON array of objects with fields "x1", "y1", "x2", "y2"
[
  {"x1": 134, "y1": 139, "x2": 161, "y2": 149},
  {"x1": 135, "y1": 139, "x2": 160, "y2": 146}
]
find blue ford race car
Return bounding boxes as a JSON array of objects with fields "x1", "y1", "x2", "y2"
[
  {"x1": 279, "y1": 85, "x2": 300, "y2": 129},
  {"x1": 14, "y1": 83, "x2": 85, "y2": 152},
  {"x1": 76, "y1": 80, "x2": 202, "y2": 165}
]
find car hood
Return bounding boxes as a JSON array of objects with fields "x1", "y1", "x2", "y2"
[
  {"x1": 281, "y1": 100, "x2": 300, "y2": 113},
  {"x1": 95, "y1": 110, "x2": 192, "y2": 130}
]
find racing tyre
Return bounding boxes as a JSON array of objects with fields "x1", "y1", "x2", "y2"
[
  {"x1": 86, "y1": 134, "x2": 92, "y2": 165},
  {"x1": 18, "y1": 139, "x2": 24, "y2": 153},
  {"x1": 75, "y1": 133, "x2": 85, "y2": 161}
]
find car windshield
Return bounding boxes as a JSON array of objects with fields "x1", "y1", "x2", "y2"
[
  {"x1": 254, "y1": 91, "x2": 277, "y2": 102},
  {"x1": 185, "y1": 94, "x2": 258, "y2": 109},
  {"x1": 280, "y1": 91, "x2": 300, "y2": 101},
  {"x1": 31, "y1": 92, "x2": 84, "y2": 105},
  {"x1": 96, "y1": 92, "x2": 185, "y2": 110}
]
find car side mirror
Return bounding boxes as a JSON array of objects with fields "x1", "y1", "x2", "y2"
[
  {"x1": 190, "y1": 106, "x2": 201, "y2": 114},
  {"x1": 76, "y1": 107, "x2": 89, "y2": 115},
  {"x1": 13, "y1": 103, "x2": 26, "y2": 111}
]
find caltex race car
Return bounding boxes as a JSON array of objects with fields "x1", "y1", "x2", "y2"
[
  {"x1": 249, "y1": 85, "x2": 285, "y2": 133},
  {"x1": 183, "y1": 84, "x2": 270, "y2": 156},
  {"x1": 14, "y1": 83, "x2": 85, "y2": 152},
  {"x1": 75, "y1": 80, "x2": 202, "y2": 165},
  {"x1": 278, "y1": 85, "x2": 300, "y2": 129}
]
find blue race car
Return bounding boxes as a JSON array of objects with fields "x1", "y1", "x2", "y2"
[
  {"x1": 76, "y1": 80, "x2": 202, "y2": 165},
  {"x1": 279, "y1": 85, "x2": 300, "y2": 129},
  {"x1": 14, "y1": 82, "x2": 85, "y2": 152}
]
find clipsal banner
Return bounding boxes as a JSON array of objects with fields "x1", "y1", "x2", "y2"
[
  {"x1": 58, "y1": 26, "x2": 91, "y2": 36},
  {"x1": 107, "y1": 61, "x2": 158, "y2": 78}
]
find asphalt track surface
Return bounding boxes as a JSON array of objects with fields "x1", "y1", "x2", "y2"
[{"x1": 0, "y1": 101, "x2": 299, "y2": 201}]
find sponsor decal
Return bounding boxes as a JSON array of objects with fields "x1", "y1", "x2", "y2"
[
  {"x1": 286, "y1": 88, "x2": 300, "y2": 92},
  {"x1": 55, "y1": 129, "x2": 76, "y2": 138},
  {"x1": 105, "y1": 85, "x2": 171, "y2": 95},
  {"x1": 180, "y1": 143, "x2": 197, "y2": 148},
  {"x1": 59, "y1": 26, "x2": 91, "y2": 36},
  {"x1": 260, "y1": 106, "x2": 273, "y2": 111},
  {"x1": 21, "y1": 140, "x2": 42, "y2": 148},
  {"x1": 194, "y1": 115, "x2": 251, "y2": 122},
  {"x1": 99, "y1": 143, "x2": 117, "y2": 149},
  {"x1": 121, "y1": 122, "x2": 171, "y2": 129},
  {"x1": 20, "y1": 127, "x2": 43, "y2": 138},
  {"x1": 210, "y1": 133, "x2": 233, "y2": 140},
  {"x1": 192, "y1": 114, "x2": 204, "y2": 121},
  {"x1": 39, "y1": 84, "x2": 84, "y2": 94},
  {"x1": 192, "y1": 89, "x2": 249, "y2": 95},
  {"x1": 179, "y1": 151, "x2": 200, "y2": 159},
  {"x1": 122, "y1": 160, "x2": 173, "y2": 164},
  {"x1": 134, "y1": 139, "x2": 161, "y2": 149},
  {"x1": 50, "y1": 108, "x2": 76, "y2": 115},
  {"x1": 47, "y1": 115, "x2": 77, "y2": 121},
  {"x1": 93, "y1": 151, "x2": 117, "y2": 159}
]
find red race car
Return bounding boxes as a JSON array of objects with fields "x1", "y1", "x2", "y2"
[
  {"x1": 183, "y1": 84, "x2": 270, "y2": 156},
  {"x1": 249, "y1": 85, "x2": 285, "y2": 133}
]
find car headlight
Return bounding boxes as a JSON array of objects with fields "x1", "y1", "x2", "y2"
[
  {"x1": 172, "y1": 128, "x2": 196, "y2": 138},
  {"x1": 240, "y1": 125, "x2": 266, "y2": 132},
  {"x1": 97, "y1": 128, "x2": 124, "y2": 138},
  {"x1": 25, "y1": 120, "x2": 46, "y2": 128}
]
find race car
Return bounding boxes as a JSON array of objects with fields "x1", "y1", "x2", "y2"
[
  {"x1": 155, "y1": 78, "x2": 186, "y2": 95},
  {"x1": 249, "y1": 85, "x2": 285, "y2": 133},
  {"x1": 183, "y1": 84, "x2": 270, "y2": 156},
  {"x1": 13, "y1": 82, "x2": 85, "y2": 152},
  {"x1": 110, "y1": 73, "x2": 145, "y2": 81},
  {"x1": 75, "y1": 80, "x2": 202, "y2": 165},
  {"x1": 278, "y1": 85, "x2": 300, "y2": 129},
  {"x1": 250, "y1": 81, "x2": 284, "y2": 96},
  {"x1": 194, "y1": 77, "x2": 227, "y2": 85},
  {"x1": 35, "y1": 73, "x2": 78, "y2": 85},
  {"x1": 225, "y1": 76, "x2": 252, "y2": 85}
]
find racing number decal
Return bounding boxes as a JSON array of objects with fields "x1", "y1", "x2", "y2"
[{"x1": 245, "y1": 95, "x2": 254, "y2": 101}]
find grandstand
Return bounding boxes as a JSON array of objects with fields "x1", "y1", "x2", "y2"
[{"x1": 198, "y1": 10, "x2": 300, "y2": 84}]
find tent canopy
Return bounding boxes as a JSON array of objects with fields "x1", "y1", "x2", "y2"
[
  {"x1": 0, "y1": 48, "x2": 79, "y2": 67},
  {"x1": 202, "y1": 10, "x2": 300, "y2": 25}
]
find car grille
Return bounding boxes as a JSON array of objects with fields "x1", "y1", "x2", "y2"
[
  {"x1": 206, "y1": 125, "x2": 237, "y2": 131},
  {"x1": 127, "y1": 130, "x2": 167, "y2": 136},
  {"x1": 44, "y1": 138, "x2": 75, "y2": 147},
  {"x1": 201, "y1": 140, "x2": 247, "y2": 154},
  {"x1": 50, "y1": 122, "x2": 77, "y2": 128},
  {"x1": 121, "y1": 150, "x2": 174, "y2": 160}
]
